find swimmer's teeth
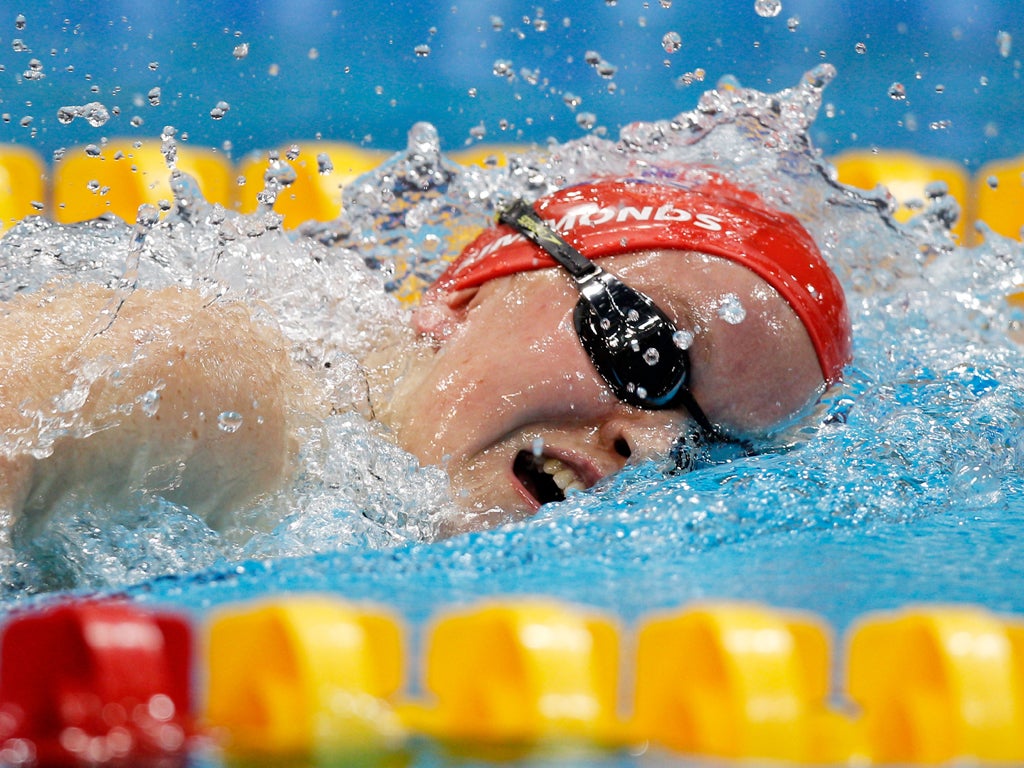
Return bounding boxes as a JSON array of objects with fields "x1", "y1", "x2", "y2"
[{"x1": 542, "y1": 458, "x2": 585, "y2": 493}]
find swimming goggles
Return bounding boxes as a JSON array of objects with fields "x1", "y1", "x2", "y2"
[{"x1": 498, "y1": 199, "x2": 717, "y2": 436}]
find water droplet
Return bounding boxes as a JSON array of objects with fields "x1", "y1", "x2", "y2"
[
  {"x1": 414, "y1": 44, "x2": 431, "y2": 57},
  {"x1": 635, "y1": 386, "x2": 648, "y2": 399},
  {"x1": 626, "y1": 308, "x2": 640, "y2": 323},
  {"x1": 532, "y1": 437, "x2": 544, "y2": 457},
  {"x1": 584, "y1": 50, "x2": 601, "y2": 65},
  {"x1": 492, "y1": 59, "x2": 514, "y2": 79},
  {"x1": 662, "y1": 31, "x2": 682, "y2": 53},
  {"x1": 786, "y1": 16, "x2": 800, "y2": 31},
  {"x1": 888, "y1": 82, "x2": 906, "y2": 100},
  {"x1": 599, "y1": 317, "x2": 612, "y2": 330},
  {"x1": 563, "y1": 92, "x2": 581, "y2": 109},
  {"x1": 233, "y1": 42, "x2": 249, "y2": 59},
  {"x1": 140, "y1": 389, "x2": 161, "y2": 417},
  {"x1": 14, "y1": 14, "x2": 26, "y2": 31},
  {"x1": 490, "y1": 15, "x2": 504, "y2": 31},
  {"x1": 855, "y1": 42, "x2": 867, "y2": 54},
  {"x1": 56, "y1": 101, "x2": 110, "y2": 127},
  {"x1": 672, "y1": 329, "x2": 694, "y2": 349},
  {"x1": 595, "y1": 60, "x2": 617, "y2": 78},
  {"x1": 754, "y1": 0, "x2": 782, "y2": 18},
  {"x1": 22, "y1": 58, "x2": 44, "y2": 80},
  {"x1": 997, "y1": 30, "x2": 1012, "y2": 58},
  {"x1": 209, "y1": 101, "x2": 230, "y2": 119},
  {"x1": 643, "y1": 347, "x2": 660, "y2": 366},
  {"x1": 217, "y1": 411, "x2": 243, "y2": 433},
  {"x1": 148, "y1": 87, "x2": 161, "y2": 106},
  {"x1": 576, "y1": 111, "x2": 597, "y2": 129},
  {"x1": 317, "y1": 152, "x2": 333, "y2": 175},
  {"x1": 987, "y1": 175, "x2": 999, "y2": 189},
  {"x1": 717, "y1": 293, "x2": 747, "y2": 324}
]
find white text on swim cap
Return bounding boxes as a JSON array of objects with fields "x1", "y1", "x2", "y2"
[
  {"x1": 467, "y1": 204, "x2": 725, "y2": 266},
  {"x1": 553, "y1": 203, "x2": 723, "y2": 231}
]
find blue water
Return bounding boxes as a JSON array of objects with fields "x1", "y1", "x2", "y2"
[
  {"x1": 3, "y1": 8, "x2": 1024, "y2": 764},
  {"x1": 4, "y1": 0, "x2": 1024, "y2": 168},
  {"x1": 11, "y1": 64, "x2": 1022, "y2": 645}
]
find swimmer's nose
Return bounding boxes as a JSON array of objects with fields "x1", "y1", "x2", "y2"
[{"x1": 598, "y1": 408, "x2": 689, "y2": 465}]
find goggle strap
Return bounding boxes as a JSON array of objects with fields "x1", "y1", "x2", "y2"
[{"x1": 498, "y1": 200, "x2": 596, "y2": 279}]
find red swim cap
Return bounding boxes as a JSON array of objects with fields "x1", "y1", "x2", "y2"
[{"x1": 425, "y1": 171, "x2": 852, "y2": 384}]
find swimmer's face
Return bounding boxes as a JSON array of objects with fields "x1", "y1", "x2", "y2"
[{"x1": 386, "y1": 250, "x2": 824, "y2": 533}]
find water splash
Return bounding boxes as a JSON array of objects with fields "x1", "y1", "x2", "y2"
[{"x1": 3, "y1": 69, "x2": 1024, "y2": 602}]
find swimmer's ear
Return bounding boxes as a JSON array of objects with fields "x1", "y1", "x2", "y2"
[{"x1": 411, "y1": 286, "x2": 480, "y2": 342}]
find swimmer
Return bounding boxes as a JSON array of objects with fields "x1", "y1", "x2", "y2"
[
  {"x1": 0, "y1": 167, "x2": 851, "y2": 540},
  {"x1": 374, "y1": 170, "x2": 851, "y2": 531}
]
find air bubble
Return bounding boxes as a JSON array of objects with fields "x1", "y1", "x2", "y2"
[
  {"x1": 662, "y1": 31, "x2": 682, "y2": 53},
  {"x1": 786, "y1": 16, "x2": 800, "y2": 31},
  {"x1": 217, "y1": 411, "x2": 244, "y2": 433},
  {"x1": 233, "y1": 42, "x2": 249, "y2": 59},
  {"x1": 414, "y1": 44, "x2": 431, "y2": 57},
  {"x1": 888, "y1": 82, "x2": 906, "y2": 100},
  {"x1": 643, "y1": 348, "x2": 660, "y2": 366},
  {"x1": 317, "y1": 153, "x2": 334, "y2": 175},
  {"x1": 209, "y1": 101, "x2": 230, "y2": 120},
  {"x1": 855, "y1": 42, "x2": 867, "y2": 54},
  {"x1": 532, "y1": 437, "x2": 544, "y2": 458},
  {"x1": 148, "y1": 87, "x2": 161, "y2": 106},
  {"x1": 14, "y1": 14, "x2": 25, "y2": 31},
  {"x1": 576, "y1": 112, "x2": 597, "y2": 129}
]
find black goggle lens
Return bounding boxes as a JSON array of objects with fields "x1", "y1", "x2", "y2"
[{"x1": 498, "y1": 199, "x2": 715, "y2": 434}]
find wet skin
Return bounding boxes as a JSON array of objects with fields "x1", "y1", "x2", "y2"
[
  {"x1": 379, "y1": 249, "x2": 824, "y2": 533},
  {"x1": 0, "y1": 282, "x2": 317, "y2": 538},
  {"x1": 0, "y1": 250, "x2": 823, "y2": 539}
]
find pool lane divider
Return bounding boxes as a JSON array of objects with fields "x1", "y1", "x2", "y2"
[
  {"x1": 4, "y1": 141, "x2": 1024, "y2": 243},
  {"x1": 1, "y1": 596, "x2": 1023, "y2": 765}
]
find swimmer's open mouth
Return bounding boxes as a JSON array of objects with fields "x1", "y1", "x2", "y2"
[{"x1": 512, "y1": 450, "x2": 588, "y2": 508}]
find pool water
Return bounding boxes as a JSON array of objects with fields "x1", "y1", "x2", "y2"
[
  {"x1": 3, "y1": 61, "x2": 1022, "y2": 631},
  {"x1": 2, "y1": 2, "x2": 1024, "y2": 764}
]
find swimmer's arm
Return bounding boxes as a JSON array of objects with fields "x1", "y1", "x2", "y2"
[{"x1": 0, "y1": 283, "x2": 319, "y2": 531}]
